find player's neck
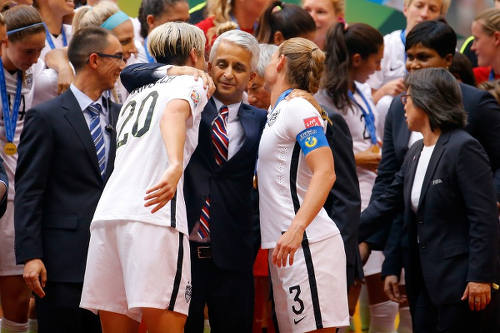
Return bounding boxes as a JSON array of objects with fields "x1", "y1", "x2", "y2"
[
  {"x1": 270, "y1": 80, "x2": 293, "y2": 109},
  {"x1": 73, "y1": 73, "x2": 105, "y2": 102},
  {"x1": 40, "y1": 8, "x2": 63, "y2": 36},
  {"x1": 1, "y1": 54, "x2": 18, "y2": 73}
]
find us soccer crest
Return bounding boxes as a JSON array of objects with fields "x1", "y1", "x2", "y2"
[
  {"x1": 190, "y1": 90, "x2": 200, "y2": 107},
  {"x1": 185, "y1": 282, "x2": 192, "y2": 303}
]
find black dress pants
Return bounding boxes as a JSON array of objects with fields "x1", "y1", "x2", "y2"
[
  {"x1": 35, "y1": 282, "x2": 101, "y2": 333},
  {"x1": 185, "y1": 243, "x2": 254, "y2": 333}
]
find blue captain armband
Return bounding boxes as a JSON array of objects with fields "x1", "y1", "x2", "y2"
[{"x1": 296, "y1": 126, "x2": 328, "y2": 155}]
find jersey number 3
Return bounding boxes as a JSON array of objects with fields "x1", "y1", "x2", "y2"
[{"x1": 117, "y1": 90, "x2": 159, "y2": 148}]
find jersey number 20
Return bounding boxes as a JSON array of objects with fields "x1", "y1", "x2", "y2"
[{"x1": 117, "y1": 90, "x2": 159, "y2": 148}]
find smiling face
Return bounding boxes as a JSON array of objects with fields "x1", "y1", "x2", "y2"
[
  {"x1": 471, "y1": 20, "x2": 499, "y2": 67},
  {"x1": 208, "y1": 41, "x2": 255, "y2": 105},
  {"x1": 112, "y1": 19, "x2": 137, "y2": 61},
  {"x1": 44, "y1": 0, "x2": 75, "y2": 16},
  {"x1": 352, "y1": 45, "x2": 384, "y2": 83},
  {"x1": 4, "y1": 31, "x2": 46, "y2": 71},
  {"x1": 303, "y1": 0, "x2": 338, "y2": 49},
  {"x1": 406, "y1": 43, "x2": 452, "y2": 72},
  {"x1": 404, "y1": 0, "x2": 442, "y2": 32},
  {"x1": 147, "y1": 1, "x2": 190, "y2": 34},
  {"x1": 96, "y1": 34, "x2": 125, "y2": 90}
]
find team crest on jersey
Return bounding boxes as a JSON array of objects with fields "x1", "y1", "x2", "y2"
[
  {"x1": 24, "y1": 73, "x2": 33, "y2": 90},
  {"x1": 185, "y1": 282, "x2": 192, "y2": 303},
  {"x1": 190, "y1": 90, "x2": 200, "y2": 107},
  {"x1": 267, "y1": 108, "x2": 280, "y2": 126},
  {"x1": 303, "y1": 116, "x2": 321, "y2": 129}
]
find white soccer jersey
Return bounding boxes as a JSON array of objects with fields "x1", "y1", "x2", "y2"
[
  {"x1": 40, "y1": 24, "x2": 73, "y2": 60},
  {"x1": 367, "y1": 29, "x2": 406, "y2": 90},
  {"x1": 0, "y1": 58, "x2": 46, "y2": 200},
  {"x1": 92, "y1": 75, "x2": 207, "y2": 234},
  {"x1": 315, "y1": 82, "x2": 381, "y2": 210},
  {"x1": 258, "y1": 97, "x2": 340, "y2": 249}
]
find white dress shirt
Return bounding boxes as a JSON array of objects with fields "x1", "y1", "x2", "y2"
[{"x1": 69, "y1": 84, "x2": 111, "y2": 167}]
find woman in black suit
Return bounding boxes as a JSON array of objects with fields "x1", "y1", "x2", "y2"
[{"x1": 361, "y1": 68, "x2": 499, "y2": 333}]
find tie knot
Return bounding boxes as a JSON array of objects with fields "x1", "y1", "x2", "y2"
[
  {"x1": 219, "y1": 106, "x2": 229, "y2": 118},
  {"x1": 87, "y1": 103, "x2": 102, "y2": 117}
]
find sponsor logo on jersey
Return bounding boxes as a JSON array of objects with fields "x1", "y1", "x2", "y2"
[
  {"x1": 190, "y1": 90, "x2": 200, "y2": 107},
  {"x1": 267, "y1": 108, "x2": 280, "y2": 126},
  {"x1": 185, "y1": 282, "x2": 192, "y2": 303},
  {"x1": 303, "y1": 116, "x2": 321, "y2": 129},
  {"x1": 304, "y1": 136, "x2": 317, "y2": 148},
  {"x1": 293, "y1": 316, "x2": 306, "y2": 325}
]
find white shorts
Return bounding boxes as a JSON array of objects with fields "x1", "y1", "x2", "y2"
[
  {"x1": 269, "y1": 234, "x2": 349, "y2": 333},
  {"x1": 80, "y1": 220, "x2": 191, "y2": 322},
  {"x1": 363, "y1": 250, "x2": 385, "y2": 276},
  {"x1": 0, "y1": 201, "x2": 24, "y2": 276}
]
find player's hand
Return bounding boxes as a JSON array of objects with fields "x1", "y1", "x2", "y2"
[
  {"x1": 167, "y1": 66, "x2": 215, "y2": 98},
  {"x1": 355, "y1": 146, "x2": 381, "y2": 172},
  {"x1": 23, "y1": 259, "x2": 47, "y2": 298},
  {"x1": 272, "y1": 222, "x2": 305, "y2": 268},
  {"x1": 384, "y1": 275, "x2": 403, "y2": 303},
  {"x1": 144, "y1": 164, "x2": 183, "y2": 213},
  {"x1": 461, "y1": 281, "x2": 491, "y2": 311},
  {"x1": 380, "y1": 78, "x2": 405, "y2": 97},
  {"x1": 57, "y1": 67, "x2": 74, "y2": 95}
]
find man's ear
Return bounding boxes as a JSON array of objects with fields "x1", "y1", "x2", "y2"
[
  {"x1": 444, "y1": 53, "x2": 453, "y2": 68},
  {"x1": 249, "y1": 72, "x2": 256, "y2": 82},
  {"x1": 146, "y1": 14, "x2": 155, "y2": 32},
  {"x1": 88, "y1": 53, "x2": 99, "y2": 69}
]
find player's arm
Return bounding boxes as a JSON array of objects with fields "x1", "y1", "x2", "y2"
[
  {"x1": 144, "y1": 99, "x2": 192, "y2": 213},
  {"x1": 273, "y1": 125, "x2": 335, "y2": 268},
  {"x1": 44, "y1": 48, "x2": 74, "y2": 95}
]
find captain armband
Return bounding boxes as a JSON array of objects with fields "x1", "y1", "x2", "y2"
[{"x1": 296, "y1": 126, "x2": 328, "y2": 156}]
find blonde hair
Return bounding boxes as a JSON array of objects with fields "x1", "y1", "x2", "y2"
[
  {"x1": 475, "y1": 8, "x2": 500, "y2": 35},
  {"x1": 207, "y1": 0, "x2": 233, "y2": 26},
  {"x1": 279, "y1": 37, "x2": 324, "y2": 94},
  {"x1": 148, "y1": 22, "x2": 205, "y2": 65},
  {"x1": 404, "y1": 0, "x2": 451, "y2": 15},
  {"x1": 73, "y1": 0, "x2": 120, "y2": 32},
  {"x1": 478, "y1": 79, "x2": 500, "y2": 104}
]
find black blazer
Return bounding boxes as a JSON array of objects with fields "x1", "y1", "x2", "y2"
[
  {"x1": 184, "y1": 98, "x2": 266, "y2": 272},
  {"x1": 365, "y1": 83, "x2": 500, "y2": 250},
  {"x1": 14, "y1": 90, "x2": 120, "y2": 283},
  {"x1": 361, "y1": 129, "x2": 499, "y2": 305},
  {"x1": 322, "y1": 108, "x2": 363, "y2": 287}
]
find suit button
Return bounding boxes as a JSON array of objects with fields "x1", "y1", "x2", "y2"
[
  {"x1": 417, "y1": 220, "x2": 423, "y2": 224},
  {"x1": 421, "y1": 243, "x2": 426, "y2": 249}
]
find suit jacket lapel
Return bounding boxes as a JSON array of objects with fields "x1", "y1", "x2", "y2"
[
  {"x1": 405, "y1": 141, "x2": 423, "y2": 209},
  {"x1": 417, "y1": 132, "x2": 449, "y2": 210},
  {"x1": 62, "y1": 90, "x2": 102, "y2": 180}
]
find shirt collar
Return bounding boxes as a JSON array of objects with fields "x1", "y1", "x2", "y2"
[
  {"x1": 70, "y1": 84, "x2": 106, "y2": 113},
  {"x1": 212, "y1": 97, "x2": 241, "y2": 122}
]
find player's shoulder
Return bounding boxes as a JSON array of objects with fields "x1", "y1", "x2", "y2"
[{"x1": 286, "y1": 96, "x2": 321, "y2": 116}]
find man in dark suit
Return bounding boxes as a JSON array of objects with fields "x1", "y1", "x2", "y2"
[
  {"x1": 14, "y1": 27, "x2": 123, "y2": 333},
  {"x1": 121, "y1": 30, "x2": 266, "y2": 333}
]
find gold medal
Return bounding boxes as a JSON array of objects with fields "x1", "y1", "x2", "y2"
[{"x1": 4, "y1": 142, "x2": 17, "y2": 155}]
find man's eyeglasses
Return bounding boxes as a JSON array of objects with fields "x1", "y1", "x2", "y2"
[
  {"x1": 400, "y1": 93, "x2": 411, "y2": 105},
  {"x1": 95, "y1": 52, "x2": 125, "y2": 62}
]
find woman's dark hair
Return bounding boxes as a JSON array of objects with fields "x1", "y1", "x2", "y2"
[
  {"x1": 138, "y1": 0, "x2": 187, "y2": 39},
  {"x1": 323, "y1": 22, "x2": 383, "y2": 111},
  {"x1": 405, "y1": 68, "x2": 466, "y2": 132},
  {"x1": 405, "y1": 19, "x2": 456, "y2": 58},
  {"x1": 4, "y1": 5, "x2": 45, "y2": 42},
  {"x1": 449, "y1": 53, "x2": 476, "y2": 87},
  {"x1": 255, "y1": 1, "x2": 315, "y2": 44}
]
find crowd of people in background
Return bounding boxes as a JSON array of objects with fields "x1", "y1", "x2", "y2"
[{"x1": 0, "y1": 0, "x2": 497, "y2": 333}]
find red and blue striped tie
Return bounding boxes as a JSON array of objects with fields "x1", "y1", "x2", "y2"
[{"x1": 197, "y1": 106, "x2": 229, "y2": 240}]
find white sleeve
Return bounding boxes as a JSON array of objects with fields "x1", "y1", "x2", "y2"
[
  {"x1": 166, "y1": 76, "x2": 208, "y2": 125},
  {"x1": 278, "y1": 98, "x2": 325, "y2": 140}
]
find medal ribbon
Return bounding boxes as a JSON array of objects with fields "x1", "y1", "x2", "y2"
[
  {"x1": 0, "y1": 58, "x2": 23, "y2": 145},
  {"x1": 144, "y1": 37, "x2": 155, "y2": 63},
  {"x1": 489, "y1": 69, "x2": 496, "y2": 81},
  {"x1": 270, "y1": 88, "x2": 293, "y2": 114},
  {"x1": 348, "y1": 87, "x2": 378, "y2": 145},
  {"x1": 44, "y1": 23, "x2": 67, "y2": 50}
]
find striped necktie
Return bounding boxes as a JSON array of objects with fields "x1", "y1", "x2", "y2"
[
  {"x1": 211, "y1": 105, "x2": 229, "y2": 165},
  {"x1": 192, "y1": 106, "x2": 230, "y2": 241},
  {"x1": 87, "y1": 103, "x2": 106, "y2": 177}
]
